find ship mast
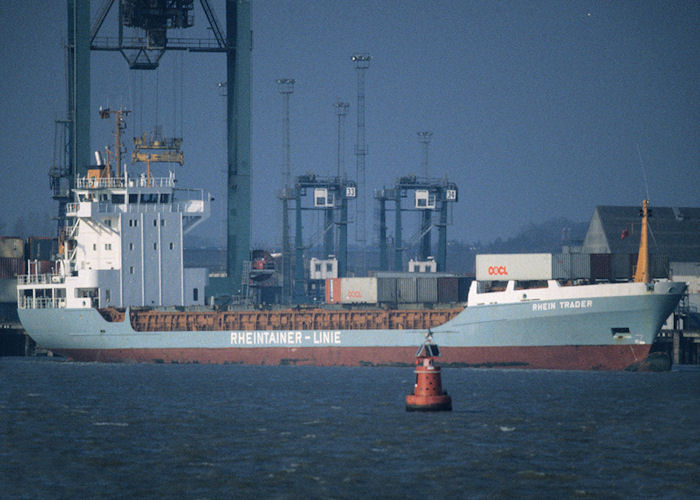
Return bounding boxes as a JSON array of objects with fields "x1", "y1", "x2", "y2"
[
  {"x1": 98, "y1": 107, "x2": 130, "y2": 180},
  {"x1": 634, "y1": 200, "x2": 650, "y2": 283}
]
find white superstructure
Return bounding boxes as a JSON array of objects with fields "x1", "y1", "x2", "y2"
[
  {"x1": 18, "y1": 109, "x2": 213, "y2": 311},
  {"x1": 18, "y1": 167, "x2": 211, "y2": 310}
]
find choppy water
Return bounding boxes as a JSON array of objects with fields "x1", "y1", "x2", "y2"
[{"x1": 1, "y1": 358, "x2": 699, "y2": 499}]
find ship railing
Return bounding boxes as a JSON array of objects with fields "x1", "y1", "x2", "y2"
[
  {"x1": 76, "y1": 176, "x2": 175, "y2": 189},
  {"x1": 17, "y1": 274, "x2": 64, "y2": 285},
  {"x1": 66, "y1": 202, "x2": 79, "y2": 215},
  {"x1": 18, "y1": 297, "x2": 67, "y2": 310},
  {"x1": 76, "y1": 177, "x2": 125, "y2": 189},
  {"x1": 126, "y1": 176, "x2": 175, "y2": 188},
  {"x1": 67, "y1": 198, "x2": 206, "y2": 216}
]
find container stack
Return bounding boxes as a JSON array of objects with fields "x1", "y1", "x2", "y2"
[{"x1": 325, "y1": 274, "x2": 472, "y2": 306}]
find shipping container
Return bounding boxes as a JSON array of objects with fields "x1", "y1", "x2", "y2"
[
  {"x1": 570, "y1": 254, "x2": 590, "y2": 280},
  {"x1": 397, "y1": 277, "x2": 417, "y2": 303},
  {"x1": 551, "y1": 253, "x2": 571, "y2": 280},
  {"x1": 650, "y1": 254, "x2": 669, "y2": 279},
  {"x1": 475, "y1": 254, "x2": 552, "y2": 281},
  {"x1": 0, "y1": 257, "x2": 26, "y2": 279},
  {"x1": 416, "y1": 277, "x2": 438, "y2": 303},
  {"x1": 340, "y1": 277, "x2": 377, "y2": 304},
  {"x1": 611, "y1": 253, "x2": 632, "y2": 281},
  {"x1": 377, "y1": 277, "x2": 397, "y2": 304},
  {"x1": 325, "y1": 278, "x2": 341, "y2": 303},
  {"x1": 437, "y1": 277, "x2": 459, "y2": 303},
  {"x1": 27, "y1": 237, "x2": 58, "y2": 261},
  {"x1": 375, "y1": 271, "x2": 457, "y2": 278},
  {"x1": 628, "y1": 253, "x2": 669, "y2": 280},
  {"x1": 535, "y1": 253, "x2": 592, "y2": 281},
  {"x1": 0, "y1": 237, "x2": 24, "y2": 259},
  {"x1": 457, "y1": 277, "x2": 472, "y2": 302},
  {"x1": 589, "y1": 254, "x2": 611, "y2": 281}
]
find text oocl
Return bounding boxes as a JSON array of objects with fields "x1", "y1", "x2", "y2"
[{"x1": 487, "y1": 266, "x2": 508, "y2": 276}]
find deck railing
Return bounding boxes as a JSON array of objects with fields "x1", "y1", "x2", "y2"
[
  {"x1": 75, "y1": 176, "x2": 176, "y2": 189},
  {"x1": 17, "y1": 274, "x2": 64, "y2": 285}
]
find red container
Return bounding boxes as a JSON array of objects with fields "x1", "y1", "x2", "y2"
[
  {"x1": 0, "y1": 257, "x2": 26, "y2": 279},
  {"x1": 325, "y1": 278, "x2": 341, "y2": 303}
]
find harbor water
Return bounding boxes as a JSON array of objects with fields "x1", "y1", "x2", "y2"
[{"x1": 2, "y1": 358, "x2": 699, "y2": 498}]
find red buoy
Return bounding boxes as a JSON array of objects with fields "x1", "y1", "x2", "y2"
[{"x1": 405, "y1": 338, "x2": 452, "y2": 412}]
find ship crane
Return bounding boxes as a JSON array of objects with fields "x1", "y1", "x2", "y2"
[{"x1": 60, "y1": 0, "x2": 250, "y2": 295}]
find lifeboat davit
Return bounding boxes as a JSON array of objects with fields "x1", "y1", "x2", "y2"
[{"x1": 405, "y1": 337, "x2": 452, "y2": 411}]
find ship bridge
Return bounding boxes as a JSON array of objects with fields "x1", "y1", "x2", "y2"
[{"x1": 66, "y1": 172, "x2": 210, "y2": 230}]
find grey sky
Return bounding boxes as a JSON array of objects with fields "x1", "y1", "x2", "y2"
[{"x1": 0, "y1": 0, "x2": 698, "y2": 247}]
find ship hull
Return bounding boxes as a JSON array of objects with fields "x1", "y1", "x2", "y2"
[
  {"x1": 53, "y1": 344, "x2": 652, "y2": 370},
  {"x1": 18, "y1": 281, "x2": 685, "y2": 370}
]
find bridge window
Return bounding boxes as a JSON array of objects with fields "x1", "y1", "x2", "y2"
[{"x1": 140, "y1": 194, "x2": 158, "y2": 204}]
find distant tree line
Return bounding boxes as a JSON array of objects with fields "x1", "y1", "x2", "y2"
[{"x1": 445, "y1": 217, "x2": 588, "y2": 274}]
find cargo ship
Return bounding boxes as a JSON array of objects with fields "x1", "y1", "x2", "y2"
[{"x1": 16, "y1": 117, "x2": 686, "y2": 369}]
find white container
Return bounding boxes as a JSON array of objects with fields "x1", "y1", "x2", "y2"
[
  {"x1": 475, "y1": 254, "x2": 552, "y2": 281},
  {"x1": 340, "y1": 277, "x2": 377, "y2": 304}
]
